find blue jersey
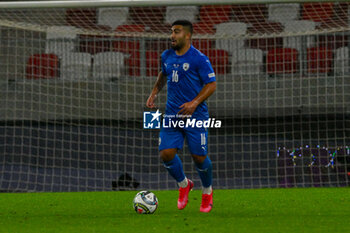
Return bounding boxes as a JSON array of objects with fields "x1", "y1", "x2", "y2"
[{"x1": 161, "y1": 45, "x2": 216, "y2": 119}]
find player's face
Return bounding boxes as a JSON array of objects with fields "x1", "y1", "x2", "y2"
[{"x1": 170, "y1": 25, "x2": 190, "y2": 50}]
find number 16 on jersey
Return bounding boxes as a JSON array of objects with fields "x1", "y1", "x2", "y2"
[{"x1": 172, "y1": 70, "x2": 178, "y2": 82}]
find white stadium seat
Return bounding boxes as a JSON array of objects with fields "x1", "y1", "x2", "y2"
[
  {"x1": 97, "y1": 7, "x2": 129, "y2": 29},
  {"x1": 165, "y1": 6, "x2": 199, "y2": 24},
  {"x1": 334, "y1": 46, "x2": 349, "y2": 75},
  {"x1": 215, "y1": 22, "x2": 247, "y2": 53},
  {"x1": 60, "y1": 52, "x2": 92, "y2": 80},
  {"x1": 283, "y1": 20, "x2": 317, "y2": 52},
  {"x1": 92, "y1": 52, "x2": 127, "y2": 79},
  {"x1": 45, "y1": 26, "x2": 78, "y2": 57},
  {"x1": 268, "y1": 4, "x2": 300, "y2": 24},
  {"x1": 231, "y1": 49, "x2": 264, "y2": 76}
]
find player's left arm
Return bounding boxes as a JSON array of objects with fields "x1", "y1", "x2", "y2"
[{"x1": 178, "y1": 81, "x2": 216, "y2": 116}]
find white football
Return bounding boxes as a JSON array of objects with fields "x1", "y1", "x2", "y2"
[{"x1": 133, "y1": 191, "x2": 158, "y2": 214}]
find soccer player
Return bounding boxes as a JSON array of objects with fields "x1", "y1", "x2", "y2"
[{"x1": 146, "y1": 20, "x2": 216, "y2": 213}]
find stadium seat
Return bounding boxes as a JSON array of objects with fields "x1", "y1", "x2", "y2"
[
  {"x1": 113, "y1": 40, "x2": 141, "y2": 76},
  {"x1": 60, "y1": 52, "x2": 92, "y2": 80},
  {"x1": 334, "y1": 47, "x2": 349, "y2": 75},
  {"x1": 246, "y1": 21, "x2": 283, "y2": 51},
  {"x1": 307, "y1": 47, "x2": 333, "y2": 74},
  {"x1": 26, "y1": 54, "x2": 59, "y2": 79},
  {"x1": 146, "y1": 51, "x2": 160, "y2": 77},
  {"x1": 267, "y1": 48, "x2": 299, "y2": 74},
  {"x1": 231, "y1": 49, "x2": 263, "y2": 76},
  {"x1": 129, "y1": 7, "x2": 167, "y2": 32},
  {"x1": 215, "y1": 22, "x2": 247, "y2": 53},
  {"x1": 97, "y1": 7, "x2": 129, "y2": 30},
  {"x1": 66, "y1": 8, "x2": 97, "y2": 29},
  {"x1": 268, "y1": 3, "x2": 300, "y2": 24},
  {"x1": 333, "y1": 2, "x2": 349, "y2": 21},
  {"x1": 192, "y1": 39, "x2": 213, "y2": 53},
  {"x1": 206, "y1": 49, "x2": 229, "y2": 74},
  {"x1": 199, "y1": 5, "x2": 232, "y2": 25},
  {"x1": 192, "y1": 22, "x2": 215, "y2": 34},
  {"x1": 302, "y1": 3, "x2": 334, "y2": 23},
  {"x1": 165, "y1": 6, "x2": 199, "y2": 24},
  {"x1": 115, "y1": 24, "x2": 146, "y2": 33},
  {"x1": 79, "y1": 33, "x2": 112, "y2": 55},
  {"x1": 232, "y1": 4, "x2": 267, "y2": 24},
  {"x1": 318, "y1": 34, "x2": 348, "y2": 50},
  {"x1": 45, "y1": 26, "x2": 78, "y2": 57},
  {"x1": 92, "y1": 52, "x2": 127, "y2": 79},
  {"x1": 192, "y1": 22, "x2": 215, "y2": 52},
  {"x1": 283, "y1": 20, "x2": 317, "y2": 52}
]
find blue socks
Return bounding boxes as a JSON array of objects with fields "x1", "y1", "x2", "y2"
[
  {"x1": 195, "y1": 156, "x2": 212, "y2": 188},
  {"x1": 163, "y1": 154, "x2": 213, "y2": 189},
  {"x1": 163, "y1": 154, "x2": 186, "y2": 183}
]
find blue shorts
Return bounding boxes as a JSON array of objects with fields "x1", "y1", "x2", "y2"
[{"x1": 159, "y1": 125, "x2": 208, "y2": 156}]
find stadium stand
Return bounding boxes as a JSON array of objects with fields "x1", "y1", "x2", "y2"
[
  {"x1": 302, "y1": 3, "x2": 334, "y2": 23},
  {"x1": 92, "y1": 51, "x2": 127, "y2": 79},
  {"x1": 97, "y1": 7, "x2": 129, "y2": 30},
  {"x1": 215, "y1": 22, "x2": 247, "y2": 53},
  {"x1": 165, "y1": 6, "x2": 199, "y2": 24},
  {"x1": 231, "y1": 49, "x2": 264, "y2": 76},
  {"x1": 268, "y1": 3, "x2": 300, "y2": 24},
  {"x1": 45, "y1": 26, "x2": 77, "y2": 58},
  {"x1": 26, "y1": 54, "x2": 60, "y2": 79},
  {"x1": 60, "y1": 52, "x2": 92, "y2": 80},
  {"x1": 267, "y1": 48, "x2": 299, "y2": 75},
  {"x1": 334, "y1": 46, "x2": 349, "y2": 75},
  {"x1": 307, "y1": 47, "x2": 333, "y2": 74}
]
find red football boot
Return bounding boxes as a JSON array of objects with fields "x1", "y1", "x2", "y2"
[
  {"x1": 200, "y1": 191, "x2": 213, "y2": 213},
  {"x1": 177, "y1": 179, "x2": 194, "y2": 210}
]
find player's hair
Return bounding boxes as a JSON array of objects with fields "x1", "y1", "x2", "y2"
[{"x1": 172, "y1": 20, "x2": 193, "y2": 35}]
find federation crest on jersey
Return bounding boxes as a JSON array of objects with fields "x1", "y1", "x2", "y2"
[{"x1": 183, "y1": 63, "x2": 190, "y2": 71}]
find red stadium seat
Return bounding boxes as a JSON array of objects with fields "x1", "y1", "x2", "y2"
[
  {"x1": 199, "y1": 5, "x2": 232, "y2": 25},
  {"x1": 333, "y1": 2, "x2": 349, "y2": 22},
  {"x1": 192, "y1": 22, "x2": 215, "y2": 51},
  {"x1": 26, "y1": 54, "x2": 59, "y2": 79},
  {"x1": 66, "y1": 8, "x2": 97, "y2": 29},
  {"x1": 115, "y1": 24, "x2": 146, "y2": 33},
  {"x1": 205, "y1": 49, "x2": 229, "y2": 74},
  {"x1": 246, "y1": 22, "x2": 283, "y2": 51},
  {"x1": 232, "y1": 4, "x2": 267, "y2": 24},
  {"x1": 192, "y1": 22, "x2": 215, "y2": 34},
  {"x1": 146, "y1": 51, "x2": 160, "y2": 77},
  {"x1": 113, "y1": 40, "x2": 141, "y2": 76},
  {"x1": 307, "y1": 47, "x2": 333, "y2": 73},
  {"x1": 267, "y1": 48, "x2": 299, "y2": 74},
  {"x1": 192, "y1": 39, "x2": 213, "y2": 52},
  {"x1": 129, "y1": 7, "x2": 167, "y2": 32},
  {"x1": 302, "y1": 3, "x2": 334, "y2": 23},
  {"x1": 79, "y1": 34, "x2": 111, "y2": 55}
]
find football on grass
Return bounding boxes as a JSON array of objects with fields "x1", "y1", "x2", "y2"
[{"x1": 133, "y1": 191, "x2": 158, "y2": 214}]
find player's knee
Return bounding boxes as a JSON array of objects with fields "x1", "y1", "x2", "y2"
[
  {"x1": 160, "y1": 148, "x2": 177, "y2": 162},
  {"x1": 191, "y1": 154, "x2": 207, "y2": 164}
]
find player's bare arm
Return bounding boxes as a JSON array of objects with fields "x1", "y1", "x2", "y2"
[
  {"x1": 178, "y1": 81, "x2": 216, "y2": 117},
  {"x1": 146, "y1": 71, "x2": 167, "y2": 108}
]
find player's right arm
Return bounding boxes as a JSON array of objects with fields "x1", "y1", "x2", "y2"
[{"x1": 146, "y1": 71, "x2": 167, "y2": 108}]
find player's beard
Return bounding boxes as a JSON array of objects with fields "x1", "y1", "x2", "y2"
[{"x1": 171, "y1": 39, "x2": 185, "y2": 51}]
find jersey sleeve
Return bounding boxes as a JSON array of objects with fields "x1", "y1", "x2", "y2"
[{"x1": 197, "y1": 54, "x2": 216, "y2": 84}]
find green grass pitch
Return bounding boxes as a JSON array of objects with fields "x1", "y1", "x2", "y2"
[{"x1": 0, "y1": 188, "x2": 349, "y2": 233}]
